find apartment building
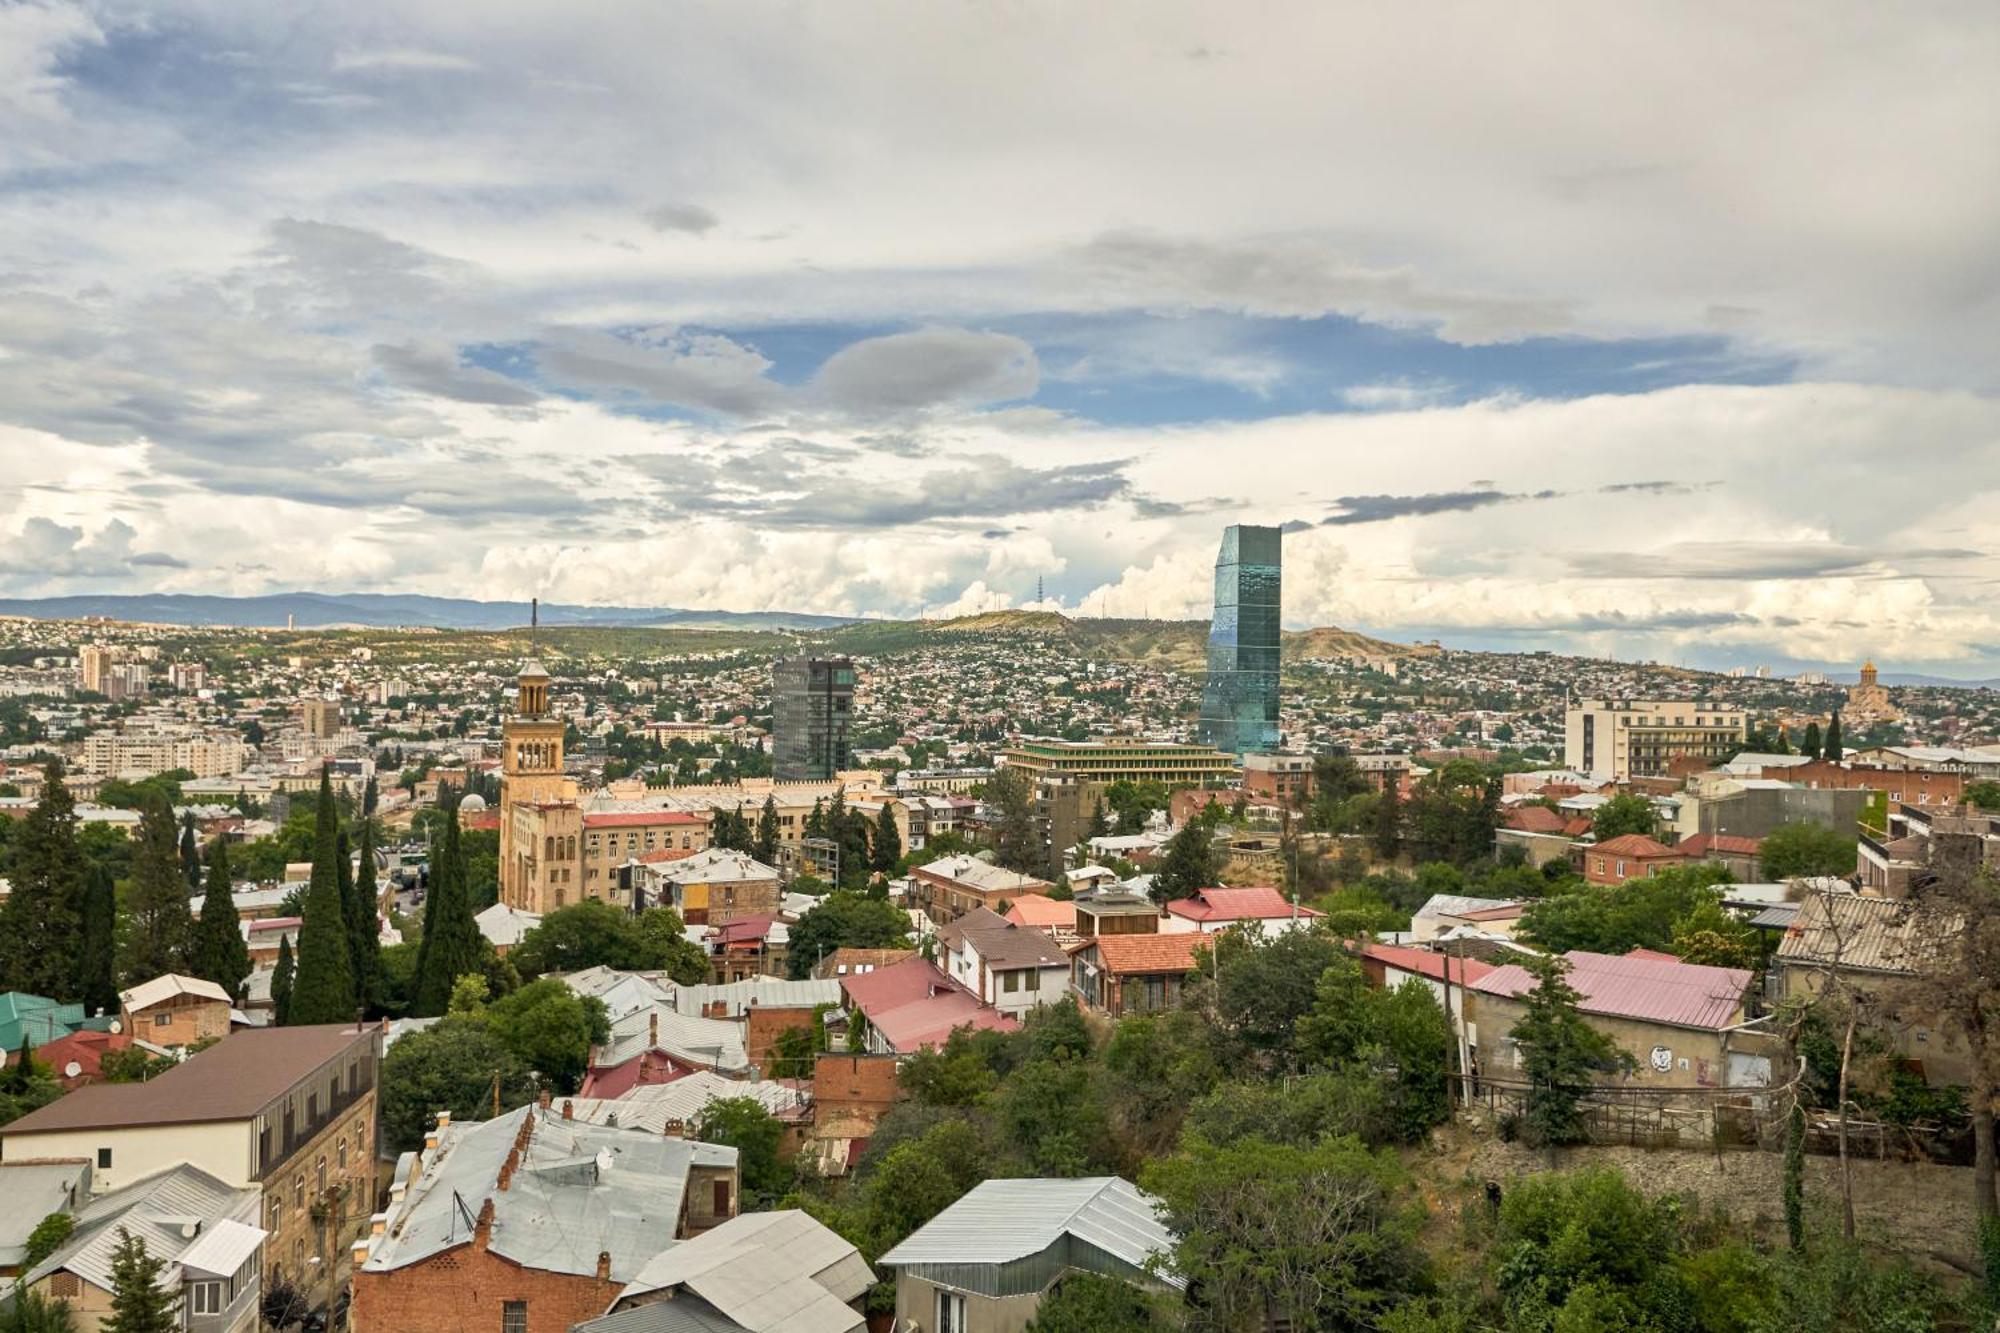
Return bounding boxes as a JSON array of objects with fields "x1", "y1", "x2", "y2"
[
  {"x1": 80, "y1": 729, "x2": 247, "y2": 779},
  {"x1": 1564, "y1": 698, "x2": 1747, "y2": 781},
  {"x1": 997, "y1": 737, "x2": 1238, "y2": 787}
]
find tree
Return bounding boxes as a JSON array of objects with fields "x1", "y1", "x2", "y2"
[
  {"x1": 1784, "y1": 1100, "x2": 1807, "y2": 1250},
  {"x1": 0, "y1": 761, "x2": 86, "y2": 1000},
  {"x1": 1824, "y1": 711, "x2": 1843, "y2": 762},
  {"x1": 1, "y1": 1287, "x2": 80, "y2": 1333},
  {"x1": 871, "y1": 802, "x2": 902, "y2": 874},
  {"x1": 21, "y1": 1211, "x2": 76, "y2": 1271},
  {"x1": 288, "y1": 772, "x2": 355, "y2": 1024},
  {"x1": 1294, "y1": 960, "x2": 1453, "y2": 1143},
  {"x1": 1203, "y1": 929, "x2": 1348, "y2": 1070},
  {"x1": 1668, "y1": 899, "x2": 1760, "y2": 969},
  {"x1": 511, "y1": 899, "x2": 704, "y2": 979},
  {"x1": 77, "y1": 864, "x2": 119, "y2": 1019},
  {"x1": 1143, "y1": 1134, "x2": 1421, "y2": 1332},
  {"x1": 1148, "y1": 819, "x2": 1218, "y2": 905},
  {"x1": 271, "y1": 935, "x2": 294, "y2": 1026},
  {"x1": 698, "y1": 1097, "x2": 788, "y2": 1202},
  {"x1": 192, "y1": 839, "x2": 251, "y2": 1002},
  {"x1": 785, "y1": 893, "x2": 913, "y2": 979},
  {"x1": 1968, "y1": 780, "x2": 2000, "y2": 812},
  {"x1": 177, "y1": 813, "x2": 201, "y2": 893},
  {"x1": 1402, "y1": 760, "x2": 1497, "y2": 867},
  {"x1": 1026, "y1": 1273, "x2": 1176, "y2": 1333},
  {"x1": 104, "y1": 1227, "x2": 178, "y2": 1333},
  {"x1": 1590, "y1": 793, "x2": 1657, "y2": 840},
  {"x1": 1492, "y1": 1167, "x2": 1690, "y2": 1330},
  {"x1": 99, "y1": 1046, "x2": 178, "y2": 1083},
  {"x1": 480, "y1": 979, "x2": 608, "y2": 1092},
  {"x1": 988, "y1": 769, "x2": 1040, "y2": 874},
  {"x1": 376, "y1": 1017, "x2": 534, "y2": 1152},
  {"x1": 1519, "y1": 862, "x2": 1732, "y2": 955},
  {"x1": 1512, "y1": 954, "x2": 1627, "y2": 1146},
  {"x1": 1800, "y1": 720, "x2": 1823, "y2": 762},
  {"x1": 413, "y1": 796, "x2": 485, "y2": 1017},
  {"x1": 1373, "y1": 771, "x2": 1403, "y2": 861},
  {"x1": 755, "y1": 796, "x2": 780, "y2": 865},
  {"x1": 349, "y1": 818, "x2": 382, "y2": 1016},
  {"x1": 120, "y1": 792, "x2": 194, "y2": 984},
  {"x1": 1760, "y1": 822, "x2": 1858, "y2": 880}
]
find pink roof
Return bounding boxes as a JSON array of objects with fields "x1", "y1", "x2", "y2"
[
  {"x1": 1164, "y1": 887, "x2": 1323, "y2": 922},
  {"x1": 1005, "y1": 897, "x2": 1078, "y2": 931},
  {"x1": 838, "y1": 956, "x2": 1018, "y2": 1052},
  {"x1": 1362, "y1": 942, "x2": 1496, "y2": 986},
  {"x1": 583, "y1": 810, "x2": 708, "y2": 829},
  {"x1": 713, "y1": 913, "x2": 779, "y2": 945},
  {"x1": 1472, "y1": 950, "x2": 1752, "y2": 1031}
]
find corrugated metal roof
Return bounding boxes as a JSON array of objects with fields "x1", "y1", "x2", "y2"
[
  {"x1": 1472, "y1": 950, "x2": 1752, "y2": 1031},
  {"x1": 1775, "y1": 892, "x2": 1933, "y2": 975},
  {"x1": 878, "y1": 1177, "x2": 1179, "y2": 1286},
  {"x1": 596, "y1": 1005, "x2": 750, "y2": 1074},
  {"x1": 670, "y1": 979, "x2": 842, "y2": 1018},
  {"x1": 576, "y1": 1297, "x2": 747, "y2": 1333},
  {"x1": 0, "y1": 1161, "x2": 90, "y2": 1262},
  {"x1": 176, "y1": 1218, "x2": 268, "y2": 1277},
  {"x1": 1413, "y1": 894, "x2": 1515, "y2": 921},
  {"x1": 616, "y1": 1210, "x2": 869, "y2": 1333},
  {"x1": 561, "y1": 1073, "x2": 809, "y2": 1134},
  {"x1": 25, "y1": 1164, "x2": 258, "y2": 1293},
  {"x1": 119, "y1": 973, "x2": 233, "y2": 1012}
]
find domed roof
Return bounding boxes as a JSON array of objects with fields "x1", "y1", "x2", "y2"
[
  {"x1": 518, "y1": 658, "x2": 549, "y2": 679},
  {"x1": 459, "y1": 793, "x2": 488, "y2": 812}
]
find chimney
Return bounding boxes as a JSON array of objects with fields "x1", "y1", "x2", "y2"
[
  {"x1": 596, "y1": 1250, "x2": 612, "y2": 1281},
  {"x1": 649, "y1": 1011, "x2": 659, "y2": 1047},
  {"x1": 537, "y1": 1088, "x2": 552, "y2": 1110},
  {"x1": 369, "y1": 1212, "x2": 388, "y2": 1239},
  {"x1": 562, "y1": 1099, "x2": 574, "y2": 1121},
  {"x1": 498, "y1": 1146, "x2": 519, "y2": 1192},
  {"x1": 473, "y1": 1197, "x2": 495, "y2": 1250},
  {"x1": 351, "y1": 1237, "x2": 371, "y2": 1267}
]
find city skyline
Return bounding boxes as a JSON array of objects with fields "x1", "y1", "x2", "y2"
[{"x1": 1, "y1": 5, "x2": 1997, "y2": 674}]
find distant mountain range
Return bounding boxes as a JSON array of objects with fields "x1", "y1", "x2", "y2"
[{"x1": 0, "y1": 592, "x2": 859, "y2": 633}]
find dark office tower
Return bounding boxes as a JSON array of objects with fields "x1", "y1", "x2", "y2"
[
  {"x1": 773, "y1": 657, "x2": 856, "y2": 781},
  {"x1": 1197, "y1": 524, "x2": 1282, "y2": 754}
]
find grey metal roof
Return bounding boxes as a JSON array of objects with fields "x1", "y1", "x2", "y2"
[
  {"x1": 561, "y1": 1073, "x2": 809, "y2": 1135},
  {"x1": 598, "y1": 1005, "x2": 750, "y2": 1074},
  {"x1": 362, "y1": 1106, "x2": 738, "y2": 1282},
  {"x1": 577, "y1": 1296, "x2": 749, "y2": 1333},
  {"x1": 878, "y1": 1177, "x2": 1180, "y2": 1286},
  {"x1": 25, "y1": 1163, "x2": 259, "y2": 1294},
  {"x1": 669, "y1": 979, "x2": 842, "y2": 1018},
  {"x1": 614, "y1": 1210, "x2": 869, "y2": 1333},
  {"x1": 1776, "y1": 892, "x2": 1935, "y2": 975},
  {"x1": 1749, "y1": 904, "x2": 1801, "y2": 930},
  {"x1": 1413, "y1": 893, "x2": 1515, "y2": 921},
  {"x1": 0, "y1": 1161, "x2": 90, "y2": 1265}
]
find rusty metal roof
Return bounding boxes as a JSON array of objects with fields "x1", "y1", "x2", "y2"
[{"x1": 1775, "y1": 891, "x2": 1934, "y2": 975}]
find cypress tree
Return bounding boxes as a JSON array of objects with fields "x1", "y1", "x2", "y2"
[
  {"x1": 0, "y1": 760, "x2": 86, "y2": 1000},
  {"x1": 1373, "y1": 775, "x2": 1403, "y2": 862},
  {"x1": 1783, "y1": 1100, "x2": 1807, "y2": 1250},
  {"x1": 104, "y1": 1226, "x2": 179, "y2": 1333},
  {"x1": 178, "y1": 812, "x2": 201, "y2": 892},
  {"x1": 347, "y1": 820, "x2": 382, "y2": 1018},
  {"x1": 1800, "y1": 720, "x2": 1822, "y2": 762},
  {"x1": 271, "y1": 936, "x2": 294, "y2": 1026},
  {"x1": 1824, "y1": 711, "x2": 1843, "y2": 762},
  {"x1": 872, "y1": 802, "x2": 902, "y2": 873},
  {"x1": 363, "y1": 775, "x2": 379, "y2": 817},
  {"x1": 78, "y1": 864, "x2": 120, "y2": 1018},
  {"x1": 193, "y1": 840, "x2": 252, "y2": 1002},
  {"x1": 288, "y1": 770, "x2": 355, "y2": 1024},
  {"x1": 120, "y1": 792, "x2": 195, "y2": 984},
  {"x1": 755, "y1": 796, "x2": 780, "y2": 866},
  {"x1": 413, "y1": 796, "x2": 483, "y2": 1017}
]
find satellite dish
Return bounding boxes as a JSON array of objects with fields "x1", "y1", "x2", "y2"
[{"x1": 64, "y1": 1061, "x2": 82, "y2": 1079}]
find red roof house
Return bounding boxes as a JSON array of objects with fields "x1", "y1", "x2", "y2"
[
  {"x1": 1162, "y1": 887, "x2": 1324, "y2": 934},
  {"x1": 1581, "y1": 834, "x2": 1690, "y2": 886}
]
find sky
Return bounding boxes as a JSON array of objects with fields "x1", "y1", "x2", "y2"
[{"x1": 2, "y1": 2, "x2": 1998, "y2": 673}]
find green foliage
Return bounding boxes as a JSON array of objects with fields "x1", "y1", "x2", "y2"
[
  {"x1": 95, "y1": 771, "x2": 193, "y2": 812},
  {"x1": 754, "y1": 795, "x2": 780, "y2": 865},
  {"x1": 1203, "y1": 927, "x2": 1348, "y2": 1070},
  {"x1": 697, "y1": 1096, "x2": 788, "y2": 1202},
  {"x1": 1519, "y1": 862, "x2": 1733, "y2": 956},
  {"x1": 1149, "y1": 819, "x2": 1219, "y2": 905},
  {"x1": 767, "y1": 1004, "x2": 833, "y2": 1079},
  {"x1": 1101, "y1": 1009, "x2": 1224, "y2": 1160},
  {"x1": 479, "y1": 978, "x2": 609, "y2": 1092},
  {"x1": 1591, "y1": 793, "x2": 1659, "y2": 840},
  {"x1": 1967, "y1": 780, "x2": 2000, "y2": 812},
  {"x1": 22, "y1": 1210, "x2": 76, "y2": 1270},
  {"x1": 1184, "y1": 1070, "x2": 1388, "y2": 1149},
  {"x1": 0, "y1": 761, "x2": 85, "y2": 1000},
  {"x1": 412, "y1": 798, "x2": 485, "y2": 1016},
  {"x1": 77, "y1": 864, "x2": 119, "y2": 1018},
  {"x1": 1, "y1": 1286, "x2": 79, "y2": 1333},
  {"x1": 1027, "y1": 1273, "x2": 1180, "y2": 1333},
  {"x1": 511, "y1": 899, "x2": 707, "y2": 983},
  {"x1": 288, "y1": 771, "x2": 355, "y2": 1023},
  {"x1": 987, "y1": 767, "x2": 1041, "y2": 874},
  {"x1": 1494, "y1": 1168, "x2": 1688, "y2": 1331},
  {"x1": 348, "y1": 818, "x2": 383, "y2": 1016},
  {"x1": 784, "y1": 892, "x2": 912, "y2": 978},
  {"x1": 119, "y1": 792, "x2": 194, "y2": 985},
  {"x1": 1143, "y1": 1133, "x2": 1422, "y2": 1332},
  {"x1": 1402, "y1": 760, "x2": 1498, "y2": 867},
  {"x1": 1105, "y1": 780, "x2": 1171, "y2": 835},
  {"x1": 99, "y1": 1045, "x2": 179, "y2": 1083},
  {"x1": 1823, "y1": 712, "x2": 1842, "y2": 762},
  {"x1": 377, "y1": 1016, "x2": 535, "y2": 1152},
  {"x1": 1783, "y1": 1101, "x2": 1806, "y2": 1251},
  {"x1": 1294, "y1": 960, "x2": 1454, "y2": 1143},
  {"x1": 192, "y1": 839, "x2": 251, "y2": 1002},
  {"x1": 1512, "y1": 955, "x2": 1628, "y2": 1146},
  {"x1": 1759, "y1": 822, "x2": 1859, "y2": 881},
  {"x1": 271, "y1": 935, "x2": 294, "y2": 1026},
  {"x1": 871, "y1": 801, "x2": 902, "y2": 873},
  {"x1": 1668, "y1": 899, "x2": 1761, "y2": 969},
  {"x1": 1374, "y1": 773, "x2": 1404, "y2": 860},
  {"x1": 104, "y1": 1227, "x2": 179, "y2": 1333}
]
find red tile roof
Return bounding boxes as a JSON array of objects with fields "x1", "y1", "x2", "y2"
[
  {"x1": 583, "y1": 811, "x2": 708, "y2": 829},
  {"x1": 1005, "y1": 897, "x2": 1078, "y2": 931},
  {"x1": 1502, "y1": 806, "x2": 1568, "y2": 834},
  {"x1": 1087, "y1": 932, "x2": 1207, "y2": 976},
  {"x1": 1677, "y1": 832, "x2": 1763, "y2": 858},
  {"x1": 1164, "y1": 887, "x2": 1323, "y2": 923},
  {"x1": 32, "y1": 1029, "x2": 134, "y2": 1087},
  {"x1": 1361, "y1": 942, "x2": 1497, "y2": 986},
  {"x1": 1590, "y1": 833, "x2": 1682, "y2": 859},
  {"x1": 1472, "y1": 950, "x2": 1751, "y2": 1031}
]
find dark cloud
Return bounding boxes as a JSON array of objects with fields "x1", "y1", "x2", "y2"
[
  {"x1": 373, "y1": 341, "x2": 540, "y2": 406},
  {"x1": 1598, "y1": 480, "x2": 1720, "y2": 495},
  {"x1": 1565, "y1": 541, "x2": 1885, "y2": 581},
  {"x1": 1321, "y1": 489, "x2": 1556, "y2": 525},
  {"x1": 811, "y1": 328, "x2": 1038, "y2": 414},
  {"x1": 643, "y1": 203, "x2": 719, "y2": 234}
]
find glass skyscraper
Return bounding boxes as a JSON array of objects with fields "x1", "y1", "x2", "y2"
[
  {"x1": 1198, "y1": 524, "x2": 1282, "y2": 754},
  {"x1": 773, "y1": 657, "x2": 856, "y2": 780}
]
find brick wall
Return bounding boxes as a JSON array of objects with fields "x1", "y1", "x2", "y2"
[
  {"x1": 1770, "y1": 761, "x2": 1964, "y2": 808},
  {"x1": 123, "y1": 996, "x2": 231, "y2": 1048},
  {"x1": 262, "y1": 1091, "x2": 378, "y2": 1288},
  {"x1": 744, "y1": 1006, "x2": 816, "y2": 1072},
  {"x1": 349, "y1": 1231, "x2": 617, "y2": 1333},
  {"x1": 812, "y1": 1054, "x2": 900, "y2": 1139}
]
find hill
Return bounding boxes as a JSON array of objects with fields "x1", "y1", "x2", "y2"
[
  {"x1": 0, "y1": 591, "x2": 856, "y2": 633},
  {"x1": 825, "y1": 610, "x2": 1417, "y2": 670}
]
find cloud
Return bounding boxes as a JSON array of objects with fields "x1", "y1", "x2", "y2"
[
  {"x1": 332, "y1": 49, "x2": 478, "y2": 73},
  {"x1": 811, "y1": 328, "x2": 1039, "y2": 414},
  {"x1": 373, "y1": 342, "x2": 540, "y2": 407},
  {"x1": 0, "y1": 517, "x2": 180, "y2": 582},
  {"x1": 1319, "y1": 489, "x2": 1555, "y2": 526},
  {"x1": 644, "y1": 204, "x2": 720, "y2": 235}
]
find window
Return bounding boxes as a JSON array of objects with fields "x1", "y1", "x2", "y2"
[
  {"x1": 154, "y1": 1012, "x2": 172, "y2": 1027},
  {"x1": 1003, "y1": 970, "x2": 1022, "y2": 993},
  {"x1": 501, "y1": 1303, "x2": 528, "y2": 1333},
  {"x1": 97, "y1": 1147, "x2": 113, "y2": 1169},
  {"x1": 937, "y1": 1290, "x2": 967, "y2": 1333},
  {"x1": 189, "y1": 1281, "x2": 224, "y2": 1316},
  {"x1": 713, "y1": 1179, "x2": 731, "y2": 1216}
]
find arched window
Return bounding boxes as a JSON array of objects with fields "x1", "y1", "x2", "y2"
[
  {"x1": 545, "y1": 835, "x2": 555, "y2": 861},
  {"x1": 566, "y1": 835, "x2": 577, "y2": 860}
]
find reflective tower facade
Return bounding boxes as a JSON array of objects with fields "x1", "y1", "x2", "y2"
[
  {"x1": 1197, "y1": 524, "x2": 1282, "y2": 754},
  {"x1": 773, "y1": 657, "x2": 856, "y2": 781}
]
